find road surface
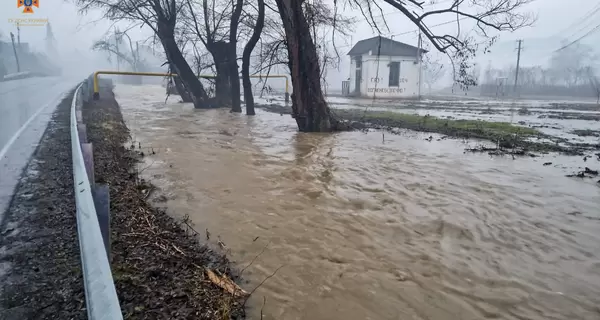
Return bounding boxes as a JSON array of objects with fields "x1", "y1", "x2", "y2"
[{"x1": 0, "y1": 77, "x2": 78, "y2": 220}]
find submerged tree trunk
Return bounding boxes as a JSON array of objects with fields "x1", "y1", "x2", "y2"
[
  {"x1": 169, "y1": 64, "x2": 193, "y2": 102},
  {"x1": 242, "y1": 0, "x2": 265, "y2": 116},
  {"x1": 173, "y1": 71, "x2": 193, "y2": 102},
  {"x1": 275, "y1": 0, "x2": 334, "y2": 132},
  {"x1": 207, "y1": 41, "x2": 233, "y2": 107},
  {"x1": 229, "y1": 0, "x2": 244, "y2": 113},
  {"x1": 158, "y1": 21, "x2": 209, "y2": 108}
]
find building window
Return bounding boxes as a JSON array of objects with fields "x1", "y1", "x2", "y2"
[
  {"x1": 355, "y1": 57, "x2": 362, "y2": 68},
  {"x1": 388, "y1": 62, "x2": 400, "y2": 86}
]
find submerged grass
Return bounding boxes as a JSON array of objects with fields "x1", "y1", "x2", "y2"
[
  {"x1": 350, "y1": 110, "x2": 538, "y2": 136},
  {"x1": 256, "y1": 103, "x2": 593, "y2": 154}
]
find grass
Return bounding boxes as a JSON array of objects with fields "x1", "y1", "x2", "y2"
[
  {"x1": 340, "y1": 110, "x2": 539, "y2": 137},
  {"x1": 257, "y1": 103, "x2": 586, "y2": 153}
]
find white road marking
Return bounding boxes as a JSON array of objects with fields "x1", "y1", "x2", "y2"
[{"x1": 0, "y1": 89, "x2": 69, "y2": 160}]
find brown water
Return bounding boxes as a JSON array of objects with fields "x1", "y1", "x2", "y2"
[{"x1": 115, "y1": 85, "x2": 600, "y2": 320}]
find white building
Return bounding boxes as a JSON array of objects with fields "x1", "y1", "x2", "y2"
[{"x1": 347, "y1": 36, "x2": 426, "y2": 99}]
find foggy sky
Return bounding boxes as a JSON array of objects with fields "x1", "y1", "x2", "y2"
[{"x1": 1, "y1": 0, "x2": 598, "y2": 87}]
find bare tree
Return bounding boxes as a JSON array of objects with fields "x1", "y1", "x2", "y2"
[
  {"x1": 75, "y1": 0, "x2": 210, "y2": 107},
  {"x1": 92, "y1": 30, "x2": 144, "y2": 72},
  {"x1": 550, "y1": 42, "x2": 596, "y2": 87},
  {"x1": 242, "y1": 0, "x2": 265, "y2": 115},
  {"x1": 586, "y1": 67, "x2": 600, "y2": 104},
  {"x1": 273, "y1": 0, "x2": 337, "y2": 132},
  {"x1": 182, "y1": 0, "x2": 245, "y2": 110},
  {"x1": 423, "y1": 55, "x2": 445, "y2": 94}
]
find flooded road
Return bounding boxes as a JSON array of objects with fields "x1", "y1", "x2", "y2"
[{"x1": 115, "y1": 85, "x2": 600, "y2": 320}]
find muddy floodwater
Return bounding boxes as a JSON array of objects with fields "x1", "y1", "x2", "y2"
[{"x1": 115, "y1": 85, "x2": 600, "y2": 320}]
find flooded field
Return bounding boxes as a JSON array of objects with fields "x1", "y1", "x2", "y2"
[{"x1": 114, "y1": 84, "x2": 600, "y2": 320}]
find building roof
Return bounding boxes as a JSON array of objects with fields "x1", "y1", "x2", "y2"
[{"x1": 347, "y1": 36, "x2": 427, "y2": 57}]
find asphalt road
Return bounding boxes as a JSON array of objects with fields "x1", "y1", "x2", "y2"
[{"x1": 0, "y1": 77, "x2": 78, "y2": 220}]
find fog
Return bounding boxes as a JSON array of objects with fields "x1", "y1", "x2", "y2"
[{"x1": 1, "y1": 0, "x2": 599, "y2": 88}]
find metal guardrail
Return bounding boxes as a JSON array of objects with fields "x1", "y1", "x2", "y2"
[{"x1": 71, "y1": 75, "x2": 123, "y2": 320}]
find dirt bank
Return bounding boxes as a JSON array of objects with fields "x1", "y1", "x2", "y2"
[
  {"x1": 0, "y1": 90, "x2": 86, "y2": 319},
  {"x1": 84, "y1": 82, "x2": 245, "y2": 319}
]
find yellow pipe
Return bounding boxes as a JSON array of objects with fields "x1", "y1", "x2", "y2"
[
  {"x1": 198, "y1": 74, "x2": 289, "y2": 97},
  {"x1": 93, "y1": 70, "x2": 289, "y2": 101},
  {"x1": 93, "y1": 71, "x2": 176, "y2": 99},
  {"x1": 248, "y1": 75, "x2": 289, "y2": 96}
]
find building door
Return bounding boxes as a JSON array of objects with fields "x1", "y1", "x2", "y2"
[{"x1": 354, "y1": 57, "x2": 362, "y2": 94}]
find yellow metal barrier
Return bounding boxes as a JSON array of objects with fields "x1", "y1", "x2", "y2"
[{"x1": 92, "y1": 70, "x2": 290, "y2": 102}]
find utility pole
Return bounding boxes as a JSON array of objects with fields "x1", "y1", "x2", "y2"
[
  {"x1": 10, "y1": 32, "x2": 20, "y2": 72},
  {"x1": 417, "y1": 29, "x2": 423, "y2": 99},
  {"x1": 513, "y1": 39, "x2": 523, "y2": 97},
  {"x1": 115, "y1": 29, "x2": 121, "y2": 72}
]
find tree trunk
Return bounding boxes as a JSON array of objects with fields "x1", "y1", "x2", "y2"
[
  {"x1": 172, "y1": 68, "x2": 193, "y2": 102},
  {"x1": 242, "y1": 0, "x2": 265, "y2": 116},
  {"x1": 229, "y1": 0, "x2": 244, "y2": 113},
  {"x1": 229, "y1": 47, "x2": 242, "y2": 112},
  {"x1": 158, "y1": 21, "x2": 209, "y2": 108},
  {"x1": 275, "y1": 0, "x2": 334, "y2": 132},
  {"x1": 207, "y1": 41, "x2": 233, "y2": 107}
]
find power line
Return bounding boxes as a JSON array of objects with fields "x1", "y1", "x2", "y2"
[
  {"x1": 388, "y1": 16, "x2": 469, "y2": 38},
  {"x1": 569, "y1": 3, "x2": 600, "y2": 29},
  {"x1": 550, "y1": 2, "x2": 600, "y2": 38},
  {"x1": 554, "y1": 23, "x2": 600, "y2": 52},
  {"x1": 564, "y1": 9, "x2": 600, "y2": 40},
  {"x1": 331, "y1": 16, "x2": 470, "y2": 49}
]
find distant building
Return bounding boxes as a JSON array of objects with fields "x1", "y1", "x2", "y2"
[{"x1": 345, "y1": 36, "x2": 426, "y2": 98}]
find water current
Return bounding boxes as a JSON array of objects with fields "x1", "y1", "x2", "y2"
[{"x1": 114, "y1": 84, "x2": 600, "y2": 320}]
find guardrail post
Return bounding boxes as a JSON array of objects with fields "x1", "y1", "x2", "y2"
[
  {"x1": 92, "y1": 184, "x2": 111, "y2": 260},
  {"x1": 285, "y1": 92, "x2": 290, "y2": 103},
  {"x1": 81, "y1": 143, "x2": 95, "y2": 186},
  {"x1": 78, "y1": 124, "x2": 87, "y2": 144},
  {"x1": 82, "y1": 81, "x2": 88, "y2": 104}
]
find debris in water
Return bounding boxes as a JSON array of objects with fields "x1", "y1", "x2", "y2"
[
  {"x1": 566, "y1": 172, "x2": 586, "y2": 178},
  {"x1": 543, "y1": 162, "x2": 552, "y2": 166},
  {"x1": 205, "y1": 268, "x2": 248, "y2": 297},
  {"x1": 565, "y1": 168, "x2": 598, "y2": 178}
]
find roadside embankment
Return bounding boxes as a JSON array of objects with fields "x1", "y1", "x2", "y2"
[
  {"x1": 84, "y1": 82, "x2": 245, "y2": 319},
  {"x1": 0, "y1": 89, "x2": 86, "y2": 319}
]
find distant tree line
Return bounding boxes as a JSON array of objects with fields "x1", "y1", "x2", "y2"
[{"x1": 479, "y1": 42, "x2": 600, "y2": 102}]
